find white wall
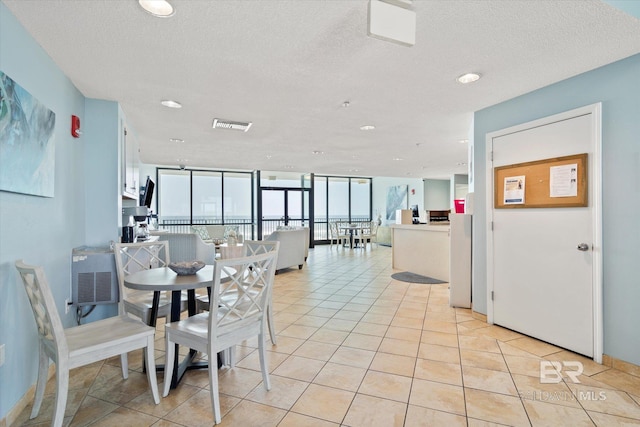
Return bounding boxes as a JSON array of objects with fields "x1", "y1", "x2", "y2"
[{"x1": 423, "y1": 179, "x2": 450, "y2": 210}]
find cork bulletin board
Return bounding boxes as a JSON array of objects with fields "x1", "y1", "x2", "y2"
[{"x1": 494, "y1": 153, "x2": 588, "y2": 208}]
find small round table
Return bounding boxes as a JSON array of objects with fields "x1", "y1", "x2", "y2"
[{"x1": 124, "y1": 265, "x2": 232, "y2": 388}]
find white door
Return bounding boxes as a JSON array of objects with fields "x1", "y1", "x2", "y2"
[{"x1": 487, "y1": 105, "x2": 602, "y2": 359}]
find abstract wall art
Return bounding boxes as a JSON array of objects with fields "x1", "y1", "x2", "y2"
[
  {"x1": 0, "y1": 70, "x2": 56, "y2": 197},
  {"x1": 386, "y1": 185, "x2": 408, "y2": 220}
]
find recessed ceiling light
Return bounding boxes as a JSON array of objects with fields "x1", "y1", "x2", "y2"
[
  {"x1": 312, "y1": 150, "x2": 324, "y2": 155},
  {"x1": 161, "y1": 100, "x2": 182, "y2": 108},
  {"x1": 169, "y1": 138, "x2": 184, "y2": 143},
  {"x1": 349, "y1": 169, "x2": 359, "y2": 172},
  {"x1": 283, "y1": 165, "x2": 294, "y2": 169},
  {"x1": 393, "y1": 157, "x2": 403, "y2": 161},
  {"x1": 266, "y1": 155, "x2": 272, "y2": 159},
  {"x1": 457, "y1": 162, "x2": 467, "y2": 166},
  {"x1": 138, "y1": 0, "x2": 175, "y2": 18},
  {"x1": 457, "y1": 73, "x2": 481, "y2": 84},
  {"x1": 342, "y1": 101, "x2": 350, "y2": 108},
  {"x1": 360, "y1": 125, "x2": 375, "y2": 131},
  {"x1": 459, "y1": 139, "x2": 469, "y2": 144}
]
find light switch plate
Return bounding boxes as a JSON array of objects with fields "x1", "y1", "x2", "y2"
[{"x1": 0, "y1": 344, "x2": 5, "y2": 367}]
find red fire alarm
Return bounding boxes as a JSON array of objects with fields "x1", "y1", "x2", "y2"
[
  {"x1": 71, "y1": 115, "x2": 81, "y2": 138},
  {"x1": 411, "y1": 188, "x2": 415, "y2": 195}
]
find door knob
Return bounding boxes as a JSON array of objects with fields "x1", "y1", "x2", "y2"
[{"x1": 577, "y1": 243, "x2": 590, "y2": 251}]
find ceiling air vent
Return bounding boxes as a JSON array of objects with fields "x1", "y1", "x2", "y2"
[{"x1": 212, "y1": 118, "x2": 252, "y2": 132}]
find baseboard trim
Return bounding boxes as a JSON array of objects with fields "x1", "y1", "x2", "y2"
[
  {"x1": 471, "y1": 310, "x2": 487, "y2": 322},
  {"x1": 2, "y1": 364, "x2": 55, "y2": 426},
  {"x1": 602, "y1": 354, "x2": 640, "y2": 377}
]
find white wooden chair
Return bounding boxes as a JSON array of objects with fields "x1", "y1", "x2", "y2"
[
  {"x1": 113, "y1": 241, "x2": 188, "y2": 325},
  {"x1": 356, "y1": 221, "x2": 378, "y2": 249},
  {"x1": 163, "y1": 249, "x2": 279, "y2": 424},
  {"x1": 329, "y1": 221, "x2": 348, "y2": 249},
  {"x1": 15, "y1": 260, "x2": 160, "y2": 427}
]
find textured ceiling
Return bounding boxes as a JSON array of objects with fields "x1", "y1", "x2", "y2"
[{"x1": 4, "y1": 0, "x2": 640, "y2": 178}]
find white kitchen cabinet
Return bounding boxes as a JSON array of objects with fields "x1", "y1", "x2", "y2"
[{"x1": 121, "y1": 123, "x2": 139, "y2": 200}]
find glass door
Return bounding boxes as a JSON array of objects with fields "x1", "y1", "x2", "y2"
[{"x1": 260, "y1": 188, "x2": 308, "y2": 237}]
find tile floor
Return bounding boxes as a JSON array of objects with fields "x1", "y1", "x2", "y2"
[{"x1": 14, "y1": 245, "x2": 640, "y2": 426}]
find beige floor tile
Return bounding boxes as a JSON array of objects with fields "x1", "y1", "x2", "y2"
[
  {"x1": 421, "y1": 330, "x2": 459, "y2": 348},
  {"x1": 511, "y1": 373, "x2": 582, "y2": 408},
  {"x1": 569, "y1": 384, "x2": 640, "y2": 419},
  {"x1": 352, "y1": 321, "x2": 389, "y2": 337},
  {"x1": 217, "y1": 367, "x2": 266, "y2": 399},
  {"x1": 370, "y1": 352, "x2": 416, "y2": 377},
  {"x1": 67, "y1": 396, "x2": 118, "y2": 427},
  {"x1": 504, "y1": 354, "x2": 547, "y2": 378},
  {"x1": 235, "y1": 349, "x2": 289, "y2": 373},
  {"x1": 394, "y1": 307, "x2": 426, "y2": 320},
  {"x1": 292, "y1": 340, "x2": 339, "y2": 361},
  {"x1": 466, "y1": 418, "x2": 514, "y2": 427},
  {"x1": 474, "y1": 325, "x2": 525, "y2": 342},
  {"x1": 385, "y1": 325, "x2": 422, "y2": 342},
  {"x1": 290, "y1": 383, "x2": 355, "y2": 424},
  {"x1": 464, "y1": 388, "x2": 530, "y2": 427},
  {"x1": 322, "y1": 318, "x2": 358, "y2": 332},
  {"x1": 163, "y1": 389, "x2": 240, "y2": 427},
  {"x1": 358, "y1": 370, "x2": 412, "y2": 402},
  {"x1": 545, "y1": 350, "x2": 610, "y2": 377},
  {"x1": 278, "y1": 324, "x2": 319, "y2": 340},
  {"x1": 458, "y1": 319, "x2": 490, "y2": 330},
  {"x1": 294, "y1": 315, "x2": 329, "y2": 328},
  {"x1": 458, "y1": 335, "x2": 501, "y2": 353},
  {"x1": 414, "y1": 358, "x2": 462, "y2": 386},
  {"x1": 86, "y1": 406, "x2": 159, "y2": 426},
  {"x1": 342, "y1": 394, "x2": 407, "y2": 427},
  {"x1": 342, "y1": 332, "x2": 383, "y2": 351},
  {"x1": 329, "y1": 346, "x2": 376, "y2": 369},
  {"x1": 269, "y1": 335, "x2": 306, "y2": 354},
  {"x1": 409, "y1": 378, "x2": 466, "y2": 416},
  {"x1": 244, "y1": 375, "x2": 309, "y2": 410},
  {"x1": 331, "y1": 309, "x2": 365, "y2": 321},
  {"x1": 591, "y1": 369, "x2": 640, "y2": 396},
  {"x1": 313, "y1": 362, "x2": 367, "y2": 392},
  {"x1": 419, "y1": 343, "x2": 461, "y2": 364},
  {"x1": 390, "y1": 315, "x2": 424, "y2": 329},
  {"x1": 378, "y1": 337, "x2": 420, "y2": 357},
  {"x1": 462, "y1": 365, "x2": 519, "y2": 396},
  {"x1": 508, "y1": 336, "x2": 562, "y2": 357},
  {"x1": 523, "y1": 399, "x2": 594, "y2": 427},
  {"x1": 277, "y1": 411, "x2": 340, "y2": 427},
  {"x1": 271, "y1": 355, "x2": 327, "y2": 382},
  {"x1": 216, "y1": 399, "x2": 286, "y2": 426},
  {"x1": 126, "y1": 382, "x2": 200, "y2": 417},
  {"x1": 360, "y1": 312, "x2": 394, "y2": 325},
  {"x1": 149, "y1": 420, "x2": 185, "y2": 427},
  {"x1": 341, "y1": 303, "x2": 372, "y2": 313},
  {"x1": 498, "y1": 341, "x2": 542, "y2": 358},
  {"x1": 404, "y1": 405, "x2": 467, "y2": 427},
  {"x1": 588, "y1": 410, "x2": 640, "y2": 426},
  {"x1": 88, "y1": 370, "x2": 154, "y2": 405},
  {"x1": 308, "y1": 327, "x2": 349, "y2": 345},
  {"x1": 423, "y1": 319, "x2": 459, "y2": 334}
]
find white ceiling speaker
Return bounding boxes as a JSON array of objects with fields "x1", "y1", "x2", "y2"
[
  {"x1": 367, "y1": 0, "x2": 416, "y2": 47},
  {"x1": 212, "y1": 118, "x2": 252, "y2": 132}
]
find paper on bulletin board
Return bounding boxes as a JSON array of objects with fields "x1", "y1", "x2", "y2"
[
  {"x1": 549, "y1": 163, "x2": 578, "y2": 197},
  {"x1": 504, "y1": 175, "x2": 525, "y2": 205}
]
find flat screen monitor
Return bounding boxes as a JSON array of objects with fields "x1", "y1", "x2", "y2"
[
  {"x1": 142, "y1": 177, "x2": 155, "y2": 209},
  {"x1": 411, "y1": 204, "x2": 419, "y2": 217}
]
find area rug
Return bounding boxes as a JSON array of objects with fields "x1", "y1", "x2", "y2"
[{"x1": 391, "y1": 272, "x2": 446, "y2": 284}]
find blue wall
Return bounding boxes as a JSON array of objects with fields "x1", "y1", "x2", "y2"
[
  {"x1": 0, "y1": 2, "x2": 88, "y2": 418},
  {"x1": 472, "y1": 53, "x2": 640, "y2": 366}
]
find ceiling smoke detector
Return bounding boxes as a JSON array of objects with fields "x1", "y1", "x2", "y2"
[{"x1": 212, "y1": 118, "x2": 252, "y2": 132}]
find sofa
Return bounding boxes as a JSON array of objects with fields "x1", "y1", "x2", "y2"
[
  {"x1": 157, "y1": 233, "x2": 217, "y2": 264},
  {"x1": 265, "y1": 227, "x2": 309, "y2": 272}
]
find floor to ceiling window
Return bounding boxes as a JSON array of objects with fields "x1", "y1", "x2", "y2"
[
  {"x1": 157, "y1": 168, "x2": 254, "y2": 238},
  {"x1": 314, "y1": 175, "x2": 372, "y2": 241}
]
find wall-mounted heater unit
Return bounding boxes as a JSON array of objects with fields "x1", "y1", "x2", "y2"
[{"x1": 72, "y1": 246, "x2": 119, "y2": 306}]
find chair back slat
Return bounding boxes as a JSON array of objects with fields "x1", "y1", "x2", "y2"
[
  {"x1": 15, "y1": 260, "x2": 68, "y2": 356},
  {"x1": 208, "y1": 249, "x2": 278, "y2": 340},
  {"x1": 113, "y1": 241, "x2": 170, "y2": 312},
  {"x1": 243, "y1": 240, "x2": 278, "y2": 256}
]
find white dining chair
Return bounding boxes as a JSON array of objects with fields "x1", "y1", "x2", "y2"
[
  {"x1": 15, "y1": 260, "x2": 160, "y2": 427},
  {"x1": 113, "y1": 241, "x2": 188, "y2": 325},
  {"x1": 163, "y1": 249, "x2": 279, "y2": 424},
  {"x1": 329, "y1": 221, "x2": 348, "y2": 249}
]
